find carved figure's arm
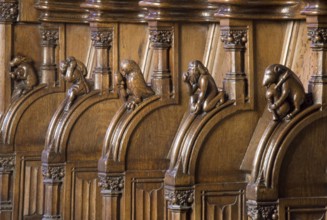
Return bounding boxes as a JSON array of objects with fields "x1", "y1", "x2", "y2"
[
  {"x1": 273, "y1": 83, "x2": 289, "y2": 109},
  {"x1": 197, "y1": 76, "x2": 208, "y2": 106}
]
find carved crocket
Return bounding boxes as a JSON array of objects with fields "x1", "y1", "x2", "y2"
[
  {"x1": 9, "y1": 55, "x2": 38, "y2": 100},
  {"x1": 183, "y1": 60, "x2": 225, "y2": 115},
  {"x1": 116, "y1": 59, "x2": 154, "y2": 110},
  {"x1": 263, "y1": 64, "x2": 306, "y2": 121},
  {"x1": 60, "y1": 56, "x2": 91, "y2": 111}
]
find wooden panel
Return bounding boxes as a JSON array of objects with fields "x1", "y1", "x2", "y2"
[
  {"x1": 201, "y1": 191, "x2": 244, "y2": 220},
  {"x1": 71, "y1": 168, "x2": 101, "y2": 220},
  {"x1": 132, "y1": 178, "x2": 165, "y2": 220},
  {"x1": 286, "y1": 207, "x2": 327, "y2": 220}
]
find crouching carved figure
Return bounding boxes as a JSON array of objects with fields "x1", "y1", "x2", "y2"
[
  {"x1": 116, "y1": 59, "x2": 155, "y2": 110},
  {"x1": 183, "y1": 60, "x2": 225, "y2": 115},
  {"x1": 9, "y1": 55, "x2": 38, "y2": 100},
  {"x1": 60, "y1": 56, "x2": 91, "y2": 111},
  {"x1": 263, "y1": 64, "x2": 306, "y2": 121}
]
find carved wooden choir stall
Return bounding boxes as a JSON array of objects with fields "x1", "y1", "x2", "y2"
[{"x1": 0, "y1": 0, "x2": 326, "y2": 220}]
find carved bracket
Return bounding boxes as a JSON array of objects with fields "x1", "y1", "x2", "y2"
[
  {"x1": 165, "y1": 187, "x2": 194, "y2": 210},
  {"x1": 91, "y1": 29, "x2": 113, "y2": 48},
  {"x1": 220, "y1": 27, "x2": 247, "y2": 50},
  {"x1": 183, "y1": 60, "x2": 226, "y2": 115},
  {"x1": 9, "y1": 55, "x2": 38, "y2": 100},
  {"x1": 247, "y1": 200, "x2": 278, "y2": 220},
  {"x1": 60, "y1": 56, "x2": 91, "y2": 111},
  {"x1": 0, "y1": 155, "x2": 15, "y2": 171},
  {"x1": 42, "y1": 165, "x2": 65, "y2": 183},
  {"x1": 116, "y1": 59, "x2": 154, "y2": 110},
  {"x1": 98, "y1": 174, "x2": 124, "y2": 195},
  {"x1": 0, "y1": 2, "x2": 18, "y2": 23}
]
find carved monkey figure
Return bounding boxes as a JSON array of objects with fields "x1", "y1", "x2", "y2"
[
  {"x1": 263, "y1": 64, "x2": 306, "y2": 120},
  {"x1": 183, "y1": 60, "x2": 225, "y2": 114},
  {"x1": 116, "y1": 59, "x2": 154, "y2": 110},
  {"x1": 60, "y1": 56, "x2": 91, "y2": 111},
  {"x1": 9, "y1": 55, "x2": 38, "y2": 100}
]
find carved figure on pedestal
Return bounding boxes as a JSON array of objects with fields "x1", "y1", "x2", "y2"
[
  {"x1": 116, "y1": 59, "x2": 154, "y2": 110},
  {"x1": 263, "y1": 64, "x2": 306, "y2": 121},
  {"x1": 183, "y1": 60, "x2": 225, "y2": 115},
  {"x1": 60, "y1": 56, "x2": 91, "y2": 111},
  {"x1": 9, "y1": 55, "x2": 38, "y2": 100}
]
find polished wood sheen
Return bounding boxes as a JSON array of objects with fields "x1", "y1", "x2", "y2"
[{"x1": 0, "y1": 0, "x2": 325, "y2": 220}]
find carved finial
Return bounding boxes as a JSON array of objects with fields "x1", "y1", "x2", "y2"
[
  {"x1": 116, "y1": 59, "x2": 154, "y2": 110},
  {"x1": 60, "y1": 56, "x2": 91, "y2": 111},
  {"x1": 263, "y1": 64, "x2": 307, "y2": 121},
  {"x1": 0, "y1": 2, "x2": 18, "y2": 23},
  {"x1": 183, "y1": 60, "x2": 226, "y2": 115},
  {"x1": 9, "y1": 55, "x2": 38, "y2": 100}
]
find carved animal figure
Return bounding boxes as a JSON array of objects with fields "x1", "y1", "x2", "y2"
[
  {"x1": 116, "y1": 59, "x2": 154, "y2": 110},
  {"x1": 183, "y1": 60, "x2": 225, "y2": 114},
  {"x1": 60, "y1": 56, "x2": 91, "y2": 111},
  {"x1": 263, "y1": 64, "x2": 306, "y2": 120},
  {"x1": 9, "y1": 55, "x2": 38, "y2": 100}
]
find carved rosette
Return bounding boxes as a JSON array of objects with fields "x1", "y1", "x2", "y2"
[
  {"x1": 40, "y1": 29, "x2": 59, "y2": 47},
  {"x1": 220, "y1": 27, "x2": 247, "y2": 50},
  {"x1": 307, "y1": 27, "x2": 327, "y2": 50},
  {"x1": 149, "y1": 30, "x2": 173, "y2": 48},
  {"x1": 247, "y1": 201, "x2": 278, "y2": 220},
  {"x1": 165, "y1": 188, "x2": 194, "y2": 210},
  {"x1": 42, "y1": 165, "x2": 65, "y2": 183},
  {"x1": 0, "y1": 2, "x2": 18, "y2": 23},
  {"x1": 91, "y1": 30, "x2": 113, "y2": 48},
  {"x1": 98, "y1": 174, "x2": 124, "y2": 195},
  {"x1": 0, "y1": 155, "x2": 15, "y2": 171}
]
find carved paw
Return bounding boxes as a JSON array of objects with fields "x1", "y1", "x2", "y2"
[{"x1": 191, "y1": 103, "x2": 201, "y2": 114}]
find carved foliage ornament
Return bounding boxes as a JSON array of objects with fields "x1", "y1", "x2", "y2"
[
  {"x1": 247, "y1": 202, "x2": 278, "y2": 220},
  {"x1": 42, "y1": 166, "x2": 65, "y2": 182},
  {"x1": 0, "y1": 2, "x2": 18, "y2": 22},
  {"x1": 220, "y1": 28, "x2": 247, "y2": 49},
  {"x1": 149, "y1": 30, "x2": 173, "y2": 46},
  {"x1": 98, "y1": 175, "x2": 124, "y2": 193},
  {"x1": 0, "y1": 155, "x2": 15, "y2": 171},
  {"x1": 91, "y1": 30, "x2": 113, "y2": 48},
  {"x1": 308, "y1": 27, "x2": 327, "y2": 48},
  {"x1": 165, "y1": 188, "x2": 194, "y2": 210},
  {"x1": 41, "y1": 29, "x2": 59, "y2": 46}
]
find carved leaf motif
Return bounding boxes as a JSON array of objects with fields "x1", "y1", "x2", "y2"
[
  {"x1": 40, "y1": 30, "x2": 59, "y2": 46},
  {"x1": 0, "y1": 2, "x2": 18, "y2": 22},
  {"x1": 308, "y1": 28, "x2": 327, "y2": 46},
  {"x1": 149, "y1": 30, "x2": 173, "y2": 45},
  {"x1": 220, "y1": 28, "x2": 247, "y2": 48},
  {"x1": 91, "y1": 30, "x2": 113, "y2": 48},
  {"x1": 42, "y1": 166, "x2": 65, "y2": 182},
  {"x1": 0, "y1": 155, "x2": 15, "y2": 170},
  {"x1": 98, "y1": 175, "x2": 124, "y2": 193},
  {"x1": 165, "y1": 189, "x2": 194, "y2": 209}
]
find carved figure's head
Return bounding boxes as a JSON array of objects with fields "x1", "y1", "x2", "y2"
[
  {"x1": 10, "y1": 55, "x2": 32, "y2": 67},
  {"x1": 186, "y1": 60, "x2": 209, "y2": 85},
  {"x1": 60, "y1": 56, "x2": 87, "y2": 82},
  {"x1": 263, "y1": 64, "x2": 287, "y2": 88},
  {"x1": 120, "y1": 59, "x2": 141, "y2": 77}
]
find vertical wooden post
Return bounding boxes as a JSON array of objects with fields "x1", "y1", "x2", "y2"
[
  {"x1": 220, "y1": 19, "x2": 248, "y2": 104},
  {"x1": 0, "y1": 1, "x2": 18, "y2": 115},
  {"x1": 0, "y1": 155, "x2": 14, "y2": 219},
  {"x1": 42, "y1": 164, "x2": 65, "y2": 220},
  {"x1": 90, "y1": 24, "x2": 113, "y2": 92},
  {"x1": 40, "y1": 24, "x2": 59, "y2": 86},
  {"x1": 98, "y1": 174, "x2": 124, "y2": 220}
]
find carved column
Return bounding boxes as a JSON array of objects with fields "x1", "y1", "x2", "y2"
[
  {"x1": 303, "y1": 2, "x2": 327, "y2": 107},
  {"x1": 0, "y1": 155, "x2": 14, "y2": 217},
  {"x1": 0, "y1": 0, "x2": 18, "y2": 115},
  {"x1": 247, "y1": 201, "x2": 278, "y2": 220},
  {"x1": 149, "y1": 23, "x2": 173, "y2": 98},
  {"x1": 165, "y1": 186, "x2": 194, "y2": 220},
  {"x1": 91, "y1": 25, "x2": 113, "y2": 92},
  {"x1": 98, "y1": 174, "x2": 124, "y2": 220},
  {"x1": 42, "y1": 164, "x2": 65, "y2": 220},
  {"x1": 40, "y1": 25, "x2": 59, "y2": 86},
  {"x1": 220, "y1": 22, "x2": 248, "y2": 104}
]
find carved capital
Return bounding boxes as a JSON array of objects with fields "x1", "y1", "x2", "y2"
[
  {"x1": 220, "y1": 27, "x2": 247, "y2": 50},
  {"x1": 149, "y1": 30, "x2": 173, "y2": 47},
  {"x1": 91, "y1": 30, "x2": 113, "y2": 48},
  {"x1": 308, "y1": 27, "x2": 327, "y2": 50},
  {"x1": 165, "y1": 187, "x2": 194, "y2": 210},
  {"x1": 0, "y1": 2, "x2": 18, "y2": 23},
  {"x1": 247, "y1": 200, "x2": 278, "y2": 220},
  {"x1": 40, "y1": 29, "x2": 59, "y2": 47},
  {"x1": 98, "y1": 174, "x2": 124, "y2": 195},
  {"x1": 0, "y1": 155, "x2": 15, "y2": 171},
  {"x1": 42, "y1": 165, "x2": 65, "y2": 183}
]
